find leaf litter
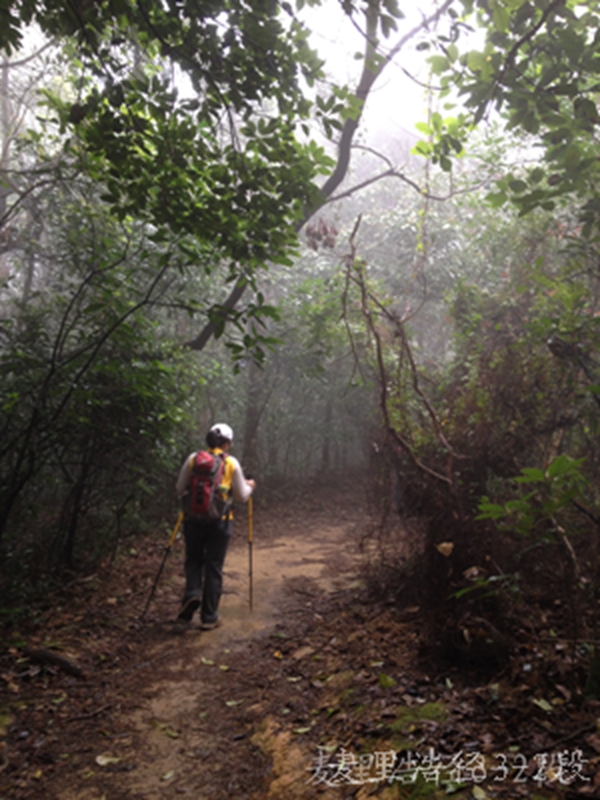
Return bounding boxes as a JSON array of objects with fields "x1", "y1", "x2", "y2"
[{"x1": 1, "y1": 489, "x2": 599, "y2": 798}]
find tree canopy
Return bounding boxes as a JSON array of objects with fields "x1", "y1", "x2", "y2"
[
  {"x1": 2, "y1": 0, "x2": 466, "y2": 351},
  {"x1": 424, "y1": 0, "x2": 600, "y2": 231},
  {"x1": 2, "y1": 0, "x2": 333, "y2": 349}
]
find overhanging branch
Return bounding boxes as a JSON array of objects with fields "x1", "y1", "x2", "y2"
[{"x1": 188, "y1": 0, "x2": 457, "y2": 352}]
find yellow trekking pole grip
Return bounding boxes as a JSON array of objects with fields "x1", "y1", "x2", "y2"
[{"x1": 169, "y1": 510, "x2": 184, "y2": 546}]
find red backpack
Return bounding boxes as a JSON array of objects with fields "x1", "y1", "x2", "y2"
[{"x1": 183, "y1": 451, "x2": 231, "y2": 521}]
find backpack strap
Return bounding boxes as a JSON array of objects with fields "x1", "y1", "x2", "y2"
[{"x1": 217, "y1": 453, "x2": 235, "y2": 520}]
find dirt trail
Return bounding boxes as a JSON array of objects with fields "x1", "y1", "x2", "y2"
[
  {"x1": 187, "y1": 512, "x2": 360, "y2": 643},
  {"x1": 10, "y1": 499, "x2": 368, "y2": 800},
  {"x1": 116, "y1": 517, "x2": 362, "y2": 800},
  {"x1": 7, "y1": 495, "x2": 598, "y2": 800}
]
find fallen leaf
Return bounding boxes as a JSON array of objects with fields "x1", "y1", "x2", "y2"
[
  {"x1": 201, "y1": 657, "x2": 215, "y2": 666},
  {"x1": 556, "y1": 684, "x2": 571, "y2": 701},
  {"x1": 96, "y1": 754, "x2": 121, "y2": 767},
  {"x1": 291, "y1": 646, "x2": 314, "y2": 660},
  {"x1": 293, "y1": 727, "x2": 311, "y2": 734},
  {"x1": 463, "y1": 565, "x2": 483, "y2": 579},
  {"x1": 273, "y1": 650, "x2": 283, "y2": 659},
  {"x1": 52, "y1": 693, "x2": 67, "y2": 705},
  {"x1": 161, "y1": 770, "x2": 175, "y2": 781},
  {"x1": 225, "y1": 700, "x2": 243, "y2": 707},
  {"x1": 532, "y1": 698, "x2": 552, "y2": 712},
  {"x1": 219, "y1": 664, "x2": 230, "y2": 671},
  {"x1": 436, "y1": 542, "x2": 454, "y2": 557}
]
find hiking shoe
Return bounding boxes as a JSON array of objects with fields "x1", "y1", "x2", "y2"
[
  {"x1": 199, "y1": 619, "x2": 221, "y2": 631},
  {"x1": 177, "y1": 597, "x2": 200, "y2": 622}
]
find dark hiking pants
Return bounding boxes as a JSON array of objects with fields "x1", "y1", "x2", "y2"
[{"x1": 182, "y1": 517, "x2": 232, "y2": 624}]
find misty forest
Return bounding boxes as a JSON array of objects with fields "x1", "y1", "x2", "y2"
[{"x1": 3, "y1": 0, "x2": 600, "y2": 797}]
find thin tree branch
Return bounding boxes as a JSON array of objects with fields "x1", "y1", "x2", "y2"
[
  {"x1": 326, "y1": 167, "x2": 396, "y2": 202},
  {"x1": 183, "y1": 275, "x2": 248, "y2": 351},
  {"x1": 397, "y1": 324, "x2": 460, "y2": 458},
  {"x1": 478, "y1": 0, "x2": 564, "y2": 117},
  {"x1": 363, "y1": 274, "x2": 452, "y2": 487},
  {"x1": 325, "y1": 164, "x2": 492, "y2": 205},
  {"x1": 340, "y1": 215, "x2": 368, "y2": 385},
  {"x1": 3, "y1": 41, "x2": 56, "y2": 69},
  {"x1": 0, "y1": 175, "x2": 61, "y2": 231},
  {"x1": 188, "y1": 0, "x2": 456, "y2": 352},
  {"x1": 342, "y1": 220, "x2": 452, "y2": 487}
]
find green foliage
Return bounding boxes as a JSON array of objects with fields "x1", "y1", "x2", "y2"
[
  {"x1": 0, "y1": 171, "x2": 200, "y2": 601},
  {"x1": 411, "y1": 111, "x2": 470, "y2": 172},
  {"x1": 355, "y1": 178, "x2": 600, "y2": 633},
  {"x1": 1, "y1": 0, "x2": 323, "y2": 120},
  {"x1": 415, "y1": 1, "x2": 600, "y2": 233},
  {"x1": 435, "y1": 216, "x2": 600, "y2": 610},
  {"x1": 477, "y1": 455, "x2": 588, "y2": 538},
  {"x1": 227, "y1": 254, "x2": 374, "y2": 481},
  {"x1": 52, "y1": 81, "x2": 331, "y2": 264},
  {"x1": 1, "y1": 0, "x2": 342, "y2": 350}
]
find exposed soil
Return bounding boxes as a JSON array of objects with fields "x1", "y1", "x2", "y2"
[
  {"x1": 1, "y1": 492, "x2": 367, "y2": 800},
  {"x1": 2, "y1": 491, "x2": 600, "y2": 799}
]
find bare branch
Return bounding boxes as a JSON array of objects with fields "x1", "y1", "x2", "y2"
[
  {"x1": 326, "y1": 166, "x2": 396, "y2": 203},
  {"x1": 325, "y1": 164, "x2": 492, "y2": 205},
  {"x1": 3, "y1": 41, "x2": 56, "y2": 69},
  {"x1": 347, "y1": 250, "x2": 452, "y2": 486},
  {"x1": 0, "y1": 175, "x2": 62, "y2": 232}
]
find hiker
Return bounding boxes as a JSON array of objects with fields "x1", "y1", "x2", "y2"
[{"x1": 175, "y1": 423, "x2": 256, "y2": 628}]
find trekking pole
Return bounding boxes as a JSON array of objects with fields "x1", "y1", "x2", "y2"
[
  {"x1": 248, "y1": 495, "x2": 253, "y2": 612},
  {"x1": 140, "y1": 510, "x2": 184, "y2": 620}
]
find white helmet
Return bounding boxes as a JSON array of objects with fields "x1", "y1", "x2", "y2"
[{"x1": 209, "y1": 423, "x2": 233, "y2": 442}]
